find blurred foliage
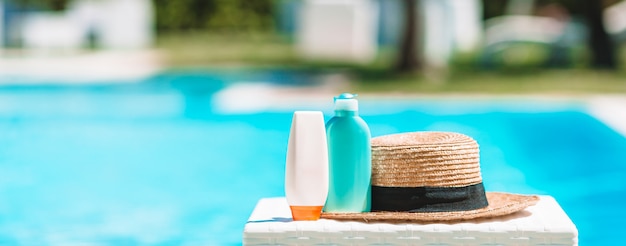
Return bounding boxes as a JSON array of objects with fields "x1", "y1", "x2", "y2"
[
  {"x1": 153, "y1": 0, "x2": 275, "y2": 33},
  {"x1": 483, "y1": 0, "x2": 622, "y2": 19},
  {"x1": 10, "y1": 0, "x2": 276, "y2": 33},
  {"x1": 8, "y1": 0, "x2": 68, "y2": 11},
  {"x1": 482, "y1": 1, "x2": 508, "y2": 20},
  {"x1": 536, "y1": 0, "x2": 621, "y2": 15},
  {"x1": 352, "y1": 68, "x2": 626, "y2": 94},
  {"x1": 157, "y1": 31, "x2": 295, "y2": 65},
  {"x1": 488, "y1": 43, "x2": 550, "y2": 68}
]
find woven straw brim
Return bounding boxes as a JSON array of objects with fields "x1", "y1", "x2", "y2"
[{"x1": 321, "y1": 192, "x2": 539, "y2": 223}]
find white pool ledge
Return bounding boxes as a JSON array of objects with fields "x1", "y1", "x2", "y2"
[
  {"x1": 587, "y1": 95, "x2": 626, "y2": 137},
  {"x1": 243, "y1": 196, "x2": 577, "y2": 245}
]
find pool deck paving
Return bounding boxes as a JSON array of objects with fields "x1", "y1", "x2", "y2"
[
  {"x1": 215, "y1": 80, "x2": 626, "y2": 137},
  {"x1": 0, "y1": 49, "x2": 163, "y2": 84},
  {"x1": 586, "y1": 95, "x2": 626, "y2": 137}
]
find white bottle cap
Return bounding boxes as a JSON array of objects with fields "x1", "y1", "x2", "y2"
[{"x1": 334, "y1": 93, "x2": 358, "y2": 111}]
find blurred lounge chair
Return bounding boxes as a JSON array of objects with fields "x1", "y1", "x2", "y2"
[
  {"x1": 480, "y1": 0, "x2": 626, "y2": 69},
  {"x1": 480, "y1": 14, "x2": 586, "y2": 68}
]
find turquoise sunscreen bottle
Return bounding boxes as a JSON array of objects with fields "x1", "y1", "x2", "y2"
[{"x1": 324, "y1": 93, "x2": 371, "y2": 212}]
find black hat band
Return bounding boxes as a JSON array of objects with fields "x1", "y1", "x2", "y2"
[{"x1": 371, "y1": 183, "x2": 489, "y2": 212}]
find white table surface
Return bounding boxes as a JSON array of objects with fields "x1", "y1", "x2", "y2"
[{"x1": 243, "y1": 196, "x2": 578, "y2": 246}]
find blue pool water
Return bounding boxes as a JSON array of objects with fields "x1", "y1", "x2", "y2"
[{"x1": 0, "y1": 71, "x2": 624, "y2": 245}]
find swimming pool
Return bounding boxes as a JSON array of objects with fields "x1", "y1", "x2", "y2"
[{"x1": 0, "y1": 71, "x2": 623, "y2": 245}]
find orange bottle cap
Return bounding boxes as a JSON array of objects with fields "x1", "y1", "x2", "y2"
[{"x1": 289, "y1": 206, "x2": 323, "y2": 221}]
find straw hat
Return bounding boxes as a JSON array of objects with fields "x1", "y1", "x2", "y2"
[{"x1": 321, "y1": 131, "x2": 539, "y2": 222}]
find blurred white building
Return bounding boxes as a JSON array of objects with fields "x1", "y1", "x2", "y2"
[
  {"x1": 295, "y1": 0, "x2": 483, "y2": 67},
  {"x1": 68, "y1": 0, "x2": 154, "y2": 49},
  {"x1": 0, "y1": 0, "x2": 160, "y2": 83},
  {"x1": 3, "y1": 0, "x2": 154, "y2": 50},
  {"x1": 422, "y1": 0, "x2": 482, "y2": 69},
  {"x1": 297, "y1": 0, "x2": 379, "y2": 63}
]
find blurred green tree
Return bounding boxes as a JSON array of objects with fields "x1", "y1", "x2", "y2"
[
  {"x1": 553, "y1": 0, "x2": 619, "y2": 69},
  {"x1": 395, "y1": 0, "x2": 422, "y2": 73},
  {"x1": 8, "y1": 0, "x2": 68, "y2": 11},
  {"x1": 153, "y1": 0, "x2": 275, "y2": 33}
]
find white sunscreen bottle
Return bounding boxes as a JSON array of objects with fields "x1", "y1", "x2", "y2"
[{"x1": 285, "y1": 111, "x2": 329, "y2": 220}]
